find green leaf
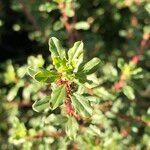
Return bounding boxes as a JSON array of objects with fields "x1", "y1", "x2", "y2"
[
  {"x1": 72, "y1": 93, "x2": 92, "y2": 117},
  {"x1": 88, "y1": 125, "x2": 101, "y2": 136},
  {"x1": 7, "y1": 86, "x2": 19, "y2": 102},
  {"x1": 4, "y1": 60, "x2": 16, "y2": 84},
  {"x1": 34, "y1": 70, "x2": 58, "y2": 83},
  {"x1": 53, "y1": 20, "x2": 64, "y2": 31},
  {"x1": 93, "y1": 87, "x2": 115, "y2": 101},
  {"x1": 45, "y1": 114, "x2": 68, "y2": 125},
  {"x1": 27, "y1": 55, "x2": 44, "y2": 68},
  {"x1": 27, "y1": 67, "x2": 37, "y2": 77},
  {"x1": 85, "y1": 96, "x2": 100, "y2": 104},
  {"x1": 49, "y1": 37, "x2": 66, "y2": 60},
  {"x1": 65, "y1": 117, "x2": 79, "y2": 140},
  {"x1": 39, "y1": 2, "x2": 57, "y2": 13},
  {"x1": 82, "y1": 57, "x2": 101, "y2": 74},
  {"x1": 50, "y1": 85, "x2": 66, "y2": 110},
  {"x1": 123, "y1": 85, "x2": 135, "y2": 100},
  {"x1": 65, "y1": 7, "x2": 74, "y2": 17},
  {"x1": 68, "y1": 41, "x2": 84, "y2": 70},
  {"x1": 7, "y1": 81, "x2": 24, "y2": 101},
  {"x1": 74, "y1": 21, "x2": 90, "y2": 30},
  {"x1": 32, "y1": 96, "x2": 50, "y2": 112},
  {"x1": 117, "y1": 58, "x2": 125, "y2": 70}
]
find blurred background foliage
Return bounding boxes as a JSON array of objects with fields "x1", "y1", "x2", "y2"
[{"x1": 0, "y1": 0, "x2": 150, "y2": 149}]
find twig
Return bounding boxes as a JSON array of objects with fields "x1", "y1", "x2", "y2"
[
  {"x1": 59, "y1": 1, "x2": 78, "y2": 44},
  {"x1": 5, "y1": 101, "x2": 32, "y2": 108},
  {"x1": 98, "y1": 101, "x2": 150, "y2": 126},
  {"x1": 117, "y1": 114, "x2": 150, "y2": 127},
  {"x1": 26, "y1": 130, "x2": 65, "y2": 140},
  {"x1": 19, "y1": 0, "x2": 40, "y2": 31}
]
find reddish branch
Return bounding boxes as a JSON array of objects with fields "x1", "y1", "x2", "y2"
[
  {"x1": 113, "y1": 27, "x2": 149, "y2": 92},
  {"x1": 26, "y1": 130, "x2": 65, "y2": 140},
  {"x1": 57, "y1": 79, "x2": 80, "y2": 120},
  {"x1": 59, "y1": 1, "x2": 78, "y2": 44},
  {"x1": 113, "y1": 55, "x2": 140, "y2": 92}
]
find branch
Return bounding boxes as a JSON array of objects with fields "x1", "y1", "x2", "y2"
[
  {"x1": 117, "y1": 114, "x2": 150, "y2": 127},
  {"x1": 58, "y1": 1, "x2": 78, "y2": 44},
  {"x1": 19, "y1": 0, "x2": 40, "y2": 31}
]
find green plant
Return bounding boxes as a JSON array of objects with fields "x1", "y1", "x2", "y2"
[
  {"x1": 28, "y1": 37, "x2": 101, "y2": 138},
  {"x1": 0, "y1": 0, "x2": 149, "y2": 149}
]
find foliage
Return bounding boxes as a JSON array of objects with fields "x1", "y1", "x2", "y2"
[{"x1": 0, "y1": 0, "x2": 149, "y2": 149}]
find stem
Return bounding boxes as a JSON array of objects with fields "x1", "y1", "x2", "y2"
[
  {"x1": 59, "y1": 1, "x2": 79, "y2": 44},
  {"x1": 57, "y1": 79, "x2": 80, "y2": 120}
]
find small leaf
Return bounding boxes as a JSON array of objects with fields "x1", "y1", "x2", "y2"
[
  {"x1": 50, "y1": 85, "x2": 66, "y2": 110},
  {"x1": 85, "y1": 96, "x2": 100, "y2": 103},
  {"x1": 53, "y1": 20, "x2": 64, "y2": 31},
  {"x1": 49, "y1": 37, "x2": 66, "y2": 60},
  {"x1": 27, "y1": 67, "x2": 37, "y2": 77},
  {"x1": 68, "y1": 41, "x2": 84, "y2": 70},
  {"x1": 117, "y1": 58, "x2": 125, "y2": 70},
  {"x1": 32, "y1": 96, "x2": 50, "y2": 112},
  {"x1": 123, "y1": 85, "x2": 135, "y2": 100},
  {"x1": 39, "y1": 2, "x2": 57, "y2": 13},
  {"x1": 27, "y1": 55, "x2": 44, "y2": 68},
  {"x1": 82, "y1": 57, "x2": 101, "y2": 74},
  {"x1": 93, "y1": 87, "x2": 115, "y2": 101},
  {"x1": 45, "y1": 114, "x2": 68, "y2": 125},
  {"x1": 34, "y1": 70, "x2": 58, "y2": 83},
  {"x1": 72, "y1": 93, "x2": 92, "y2": 117},
  {"x1": 65, "y1": 117, "x2": 79, "y2": 140},
  {"x1": 74, "y1": 21, "x2": 90, "y2": 30},
  {"x1": 7, "y1": 81, "x2": 24, "y2": 101},
  {"x1": 7, "y1": 86, "x2": 19, "y2": 102}
]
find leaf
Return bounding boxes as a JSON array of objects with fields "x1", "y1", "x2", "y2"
[
  {"x1": 72, "y1": 93, "x2": 92, "y2": 117},
  {"x1": 7, "y1": 81, "x2": 24, "y2": 101},
  {"x1": 68, "y1": 41, "x2": 84, "y2": 70},
  {"x1": 7, "y1": 86, "x2": 19, "y2": 102},
  {"x1": 65, "y1": 117, "x2": 79, "y2": 140},
  {"x1": 32, "y1": 96, "x2": 50, "y2": 112},
  {"x1": 93, "y1": 87, "x2": 115, "y2": 101},
  {"x1": 45, "y1": 114, "x2": 68, "y2": 125},
  {"x1": 117, "y1": 58, "x2": 125, "y2": 70},
  {"x1": 53, "y1": 20, "x2": 64, "y2": 31},
  {"x1": 34, "y1": 70, "x2": 58, "y2": 83},
  {"x1": 88, "y1": 125, "x2": 101, "y2": 136},
  {"x1": 74, "y1": 21, "x2": 90, "y2": 30},
  {"x1": 39, "y1": 2, "x2": 57, "y2": 13},
  {"x1": 4, "y1": 60, "x2": 16, "y2": 84},
  {"x1": 82, "y1": 57, "x2": 101, "y2": 74},
  {"x1": 49, "y1": 37, "x2": 66, "y2": 60},
  {"x1": 85, "y1": 96, "x2": 100, "y2": 104},
  {"x1": 27, "y1": 55, "x2": 44, "y2": 68},
  {"x1": 50, "y1": 85, "x2": 66, "y2": 110},
  {"x1": 27, "y1": 67, "x2": 38, "y2": 77},
  {"x1": 123, "y1": 85, "x2": 135, "y2": 100}
]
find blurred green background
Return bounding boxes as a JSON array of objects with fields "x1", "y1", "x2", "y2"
[{"x1": 0, "y1": 0, "x2": 149, "y2": 149}]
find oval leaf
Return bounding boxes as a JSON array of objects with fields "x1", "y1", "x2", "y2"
[
  {"x1": 65, "y1": 117, "x2": 79, "y2": 140},
  {"x1": 68, "y1": 41, "x2": 84, "y2": 70},
  {"x1": 72, "y1": 93, "x2": 93, "y2": 117},
  {"x1": 34, "y1": 70, "x2": 58, "y2": 83},
  {"x1": 49, "y1": 37, "x2": 66, "y2": 60},
  {"x1": 82, "y1": 57, "x2": 101, "y2": 74},
  {"x1": 123, "y1": 85, "x2": 135, "y2": 100},
  {"x1": 32, "y1": 96, "x2": 50, "y2": 112},
  {"x1": 50, "y1": 85, "x2": 66, "y2": 110}
]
